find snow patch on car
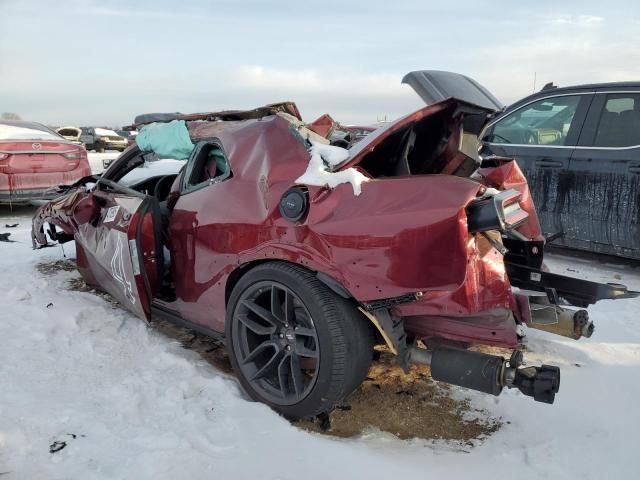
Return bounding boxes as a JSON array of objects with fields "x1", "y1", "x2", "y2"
[
  {"x1": 94, "y1": 128, "x2": 120, "y2": 137},
  {"x1": 295, "y1": 142, "x2": 370, "y2": 196}
]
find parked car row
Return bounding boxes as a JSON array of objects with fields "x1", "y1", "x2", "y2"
[{"x1": 53, "y1": 126, "x2": 137, "y2": 152}]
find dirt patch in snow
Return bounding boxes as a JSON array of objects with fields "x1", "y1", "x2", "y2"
[
  {"x1": 41, "y1": 258, "x2": 500, "y2": 443},
  {"x1": 296, "y1": 349, "x2": 501, "y2": 442},
  {"x1": 36, "y1": 258, "x2": 77, "y2": 274}
]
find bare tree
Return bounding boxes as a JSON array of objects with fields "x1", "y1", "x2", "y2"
[{"x1": 1, "y1": 112, "x2": 21, "y2": 120}]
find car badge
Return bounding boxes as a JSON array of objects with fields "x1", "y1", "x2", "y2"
[{"x1": 32, "y1": 143, "x2": 42, "y2": 150}]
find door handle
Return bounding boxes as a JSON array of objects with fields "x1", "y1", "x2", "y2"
[
  {"x1": 629, "y1": 166, "x2": 640, "y2": 174},
  {"x1": 535, "y1": 159, "x2": 564, "y2": 168}
]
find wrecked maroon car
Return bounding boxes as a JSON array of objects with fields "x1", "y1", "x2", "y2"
[{"x1": 32, "y1": 71, "x2": 638, "y2": 420}]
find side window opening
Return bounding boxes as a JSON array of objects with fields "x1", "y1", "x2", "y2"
[
  {"x1": 488, "y1": 95, "x2": 582, "y2": 146},
  {"x1": 185, "y1": 141, "x2": 231, "y2": 189},
  {"x1": 594, "y1": 93, "x2": 640, "y2": 148}
]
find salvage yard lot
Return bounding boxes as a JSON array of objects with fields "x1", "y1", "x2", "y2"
[{"x1": 1, "y1": 197, "x2": 639, "y2": 479}]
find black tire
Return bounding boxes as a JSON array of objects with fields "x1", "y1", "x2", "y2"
[
  {"x1": 226, "y1": 262, "x2": 373, "y2": 420},
  {"x1": 95, "y1": 144, "x2": 105, "y2": 153}
]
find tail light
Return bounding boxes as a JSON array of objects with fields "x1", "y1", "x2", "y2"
[
  {"x1": 467, "y1": 189, "x2": 529, "y2": 233},
  {"x1": 63, "y1": 150, "x2": 83, "y2": 159},
  {"x1": 62, "y1": 147, "x2": 87, "y2": 160}
]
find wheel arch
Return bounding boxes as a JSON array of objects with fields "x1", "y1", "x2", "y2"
[
  {"x1": 224, "y1": 258, "x2": 384, "y2": 348},
  {"x1": 224, "y1": 258, "x2": 352, "y2": 306}
]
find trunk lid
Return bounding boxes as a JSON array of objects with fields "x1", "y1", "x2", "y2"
[
  {"x1": 402, "y1": 70, "x2": 503, "y2": 112},
  {"x1": 0, "y1": 141, "x2": 81, "y2": 173}
]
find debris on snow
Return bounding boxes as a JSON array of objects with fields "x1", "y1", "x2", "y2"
[
  {"x1": 49, "y1": 434, "x2": 85, "y2": 454},
  {"x1": 49, "y1": 441, "x2": 66, "y2": 454},
  {"x1": 295, "y1": 142, "x2": 370, "y2": 196}
]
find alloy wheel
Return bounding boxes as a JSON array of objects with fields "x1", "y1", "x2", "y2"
[{"x1": 232, "y1": 281, "x2": 320, "y2": 406}]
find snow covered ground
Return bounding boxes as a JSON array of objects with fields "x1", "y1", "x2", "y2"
[{"x1": 1, "y1": 200, "x2": 639, "y2": 479}]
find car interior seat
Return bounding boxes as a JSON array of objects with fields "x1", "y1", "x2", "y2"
[
  {"x1": 595, "y1": 110, "x2": 621, "y2": 147},
  {"x1": 199, "y1": 149, "x2": 227, "y2": 183}
]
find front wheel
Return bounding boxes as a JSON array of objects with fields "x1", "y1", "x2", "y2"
[{"x1": 226, "y1": 262, "x2": 374, "y2": 420}]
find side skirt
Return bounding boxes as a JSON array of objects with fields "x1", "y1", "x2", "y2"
[{"x1": 151, "y1": 302, "x2": 225, "y2": 341}]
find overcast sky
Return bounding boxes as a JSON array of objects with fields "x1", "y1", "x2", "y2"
[{"x1": 1, "y1": 0, "x2": 639, "y2": 127}]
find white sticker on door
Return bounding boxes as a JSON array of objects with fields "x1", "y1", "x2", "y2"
[
  {"x1": 104, "y1": 205, "x2": 120, "y2": 223},
  {"x1": 110, "y1": 235, "x2": 136, "y2": 305}
]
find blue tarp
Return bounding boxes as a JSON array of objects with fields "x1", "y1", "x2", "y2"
[{"x1": 136, "y1": 120, "x2": 194, "y2": 159}]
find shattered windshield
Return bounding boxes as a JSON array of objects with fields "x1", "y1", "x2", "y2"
[{"x1": 118, "y1": 157, "x2": 186, "y2": 187}]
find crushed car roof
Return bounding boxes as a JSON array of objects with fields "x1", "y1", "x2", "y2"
[{"x1": 126, "y1": 102, "x2": 302, "y2": 130}]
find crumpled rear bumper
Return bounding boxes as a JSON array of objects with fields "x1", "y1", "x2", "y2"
[{"x1": 403, "y1": 308, "x2": 518, "y2": 348}]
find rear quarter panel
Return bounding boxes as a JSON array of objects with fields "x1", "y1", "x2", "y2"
[{"x1": 169, "y1": 164, "x2": 483, "y2": 331}]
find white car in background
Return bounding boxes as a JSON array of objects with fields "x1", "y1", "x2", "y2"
[{"x1": 55, "y1": 126, "x2": 83, "y2": 145}]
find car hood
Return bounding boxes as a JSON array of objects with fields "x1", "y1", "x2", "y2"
[{"x1": 402, "y1": 70, "x2": 503, "y2": 113}]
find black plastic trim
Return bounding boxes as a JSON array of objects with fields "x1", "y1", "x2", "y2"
[
  {"x1": 505, "y1": 261, "x2": 639, "y2": 307},
  {"x1": 151, "y1": 303, "x2": 225, "y2": 339}
]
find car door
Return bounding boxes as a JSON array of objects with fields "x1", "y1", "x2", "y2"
[
  {"x1": 75, "y1": 175, "x2": 163, "y2": 321},
  {"x1": 481, "y1": 93, "x2": 592, "y2": 245},
  {"x1": 168, "y1": 139, "x2": 234, "y2": 331},
  {"x1": 568, "y1": 90, "x2": 640, "y2": 258}
]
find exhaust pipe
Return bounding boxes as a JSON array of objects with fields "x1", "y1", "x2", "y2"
[
  {"x1": 516, "y1": 292, "x2": 595, "y2": 340},
  {"x1": 528, "y1": 307, "x2": 594, "y2": 340},
  {"x1": 409, "y1": 346, "x2": 560, "y2": 404}
]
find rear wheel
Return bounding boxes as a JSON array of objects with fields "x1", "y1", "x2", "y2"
[{"x1": 226, "y1": 262, "x2": 373, "y2": 420}]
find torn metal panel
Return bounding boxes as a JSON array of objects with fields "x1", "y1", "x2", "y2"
[
  {"x1": 127, "y1": 102, "x2": 302, "y2": 130},
  {"x1": 307, "y1": 114, "x2": 336, "y2": 138},
  {"x1": 341, "y1": 98, "x2": 493, "y2": 178}
]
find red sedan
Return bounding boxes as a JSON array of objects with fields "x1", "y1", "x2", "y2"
[
  {"x1": 0, "y1": 120, "x2": 91, "y2": 203},
  {"x1": 31, "y1": 72, "x2": 637, "y2": 420}
]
